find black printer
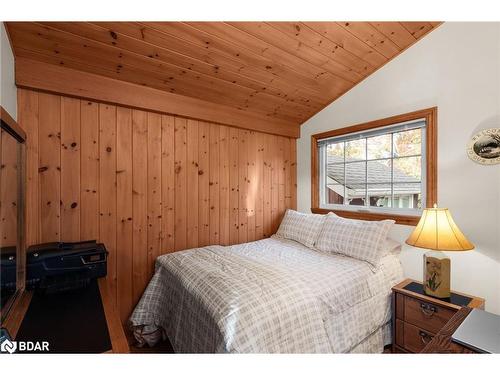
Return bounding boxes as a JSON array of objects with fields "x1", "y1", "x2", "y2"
[
  {"x1": 0, "y1": 246, "x2": 17, "y2": 293},
  {"x1": 26, "y1": 240, "x2": 108, "y2": 293}
]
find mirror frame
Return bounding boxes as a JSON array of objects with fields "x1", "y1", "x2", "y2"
[{"x1": 0, "y1": 106, "x2": 26, "y2": 324}]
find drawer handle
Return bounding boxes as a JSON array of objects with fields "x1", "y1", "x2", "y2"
[
  {"x1": 419, "y1": 330, "x2": 433, "y2": 345},
  {"x1": 420, "y1": 302, "x2": 437, "y2": 316}
]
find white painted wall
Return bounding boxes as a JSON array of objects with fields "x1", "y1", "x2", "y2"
[
  {"x1": 298, "y1": 22, "x2": 500, "y2": 313},
  {"x1": 1, "y1": 22, "x2": 17, "y2": 119}
]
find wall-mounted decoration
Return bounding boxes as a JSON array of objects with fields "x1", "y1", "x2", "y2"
[{"x1": 467, "y1": 128, "x2": 500, "y2": 165}]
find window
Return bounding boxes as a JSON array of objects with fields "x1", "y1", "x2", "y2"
[{"x1": 311, "y1": 108, "x2": 437, "y2": 225}]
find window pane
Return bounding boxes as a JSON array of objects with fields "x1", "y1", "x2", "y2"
[
  {"x1": 326, "y1": 184, "x2": 344, "y2": 204},
  {"x1": 346, "y1": 185, "x2": 366, "y2": 206},
  {"x1": 346, "y1": 161, "x2": 366, "y2": 186},
  {"x1": 367, "y1": 134, "x2": 392, "y2": 159},
  {"x1": 393, "y1": 128, "x2": 422, "y2": 157},
  {"x1": 392, "y1": 183, "x2": 422, "y2": 209},
  {"x1": 367, "y1": 159, "x2": 392, "y2": 183},
  {"x1": 368, "y1": 184, "x2": 392, "y2": 208},
  {"x1": 394, "y1": 156, "x2": 421, "y2": 182},
  {"x1": 326, "y1": 142, "x2": 344, "y2": 164},
  {"x1": 345, "y1": 139, "x2": 366, "y2": 161},
  {"x1": 345, "y1": 161, "x2": 366, "y2": 206},
  {"x1": 326, "y1": 163, "x2": 345, "y2": 185}
]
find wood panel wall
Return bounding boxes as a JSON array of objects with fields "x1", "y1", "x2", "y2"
[
  {"x1": 17, "y1": 88, "x2": 297, "y2": 323},
  {"x1": 0, "y1": 129, "x2": 19, "y2": 247}
]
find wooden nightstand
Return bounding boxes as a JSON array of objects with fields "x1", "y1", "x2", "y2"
[{"x1": 391, "y1": 279, "x2": 484, "y2": 353}]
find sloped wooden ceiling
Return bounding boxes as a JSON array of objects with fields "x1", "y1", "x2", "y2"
[{"x1": 6, "y1": 22, "x2": 441, "y2": 135}]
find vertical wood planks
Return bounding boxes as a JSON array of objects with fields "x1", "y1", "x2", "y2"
[
  {"x1": 18, "y1": 89, "x2": 39, "y2": 246},
  {"x1": 229, "y1": 128, "x2": 239, "y2": 244},
  {"x1": 278, "y1": 137, "x2": 286, "y2": 223},
  {"x1": 147, "y1": 113, "x2": 162, "y2": 274},
  {"x1": 99, "y1": 103, "x2": 117, "y2": 304},
  {"x1": 132, "y1": 110, "x2": 148, "y2": 304},
  {"x1": 186, "y1": 119, "x2": 199, "y2": 249},
  {"x1": 246, "y1": 131, "x2": 256, "y2": 242},
  {"x1": 80, "y1": 100, "x2": 99, "y2": 240},
  {"x1": 116, "y1": 107, "x2": 133, "y2": 322},
  {"x1": 255, "y1": 132, "x2": 264, "y2": 240},
  {"x1": 290, "y1": 138, "x2": 297, "y2": 210},
  {"x1": 218, "y1": 126, "x2": 230, "y2": 245},
  {"x1": 161, "y1": 115, "x2": 175, "y2": 253},
  {"x1": 284, "y1": 137, "x2": 292, "y2": 210},
  {"x1": 17, "y1": 89, "x2": 298, "y2": 324},
  {"x1": 0, "y1": 126, "x2": 18, "y2": 246},
  {"x1": 38, "y1": 93, "x2": 61, "y2": 242},
  {"x1": 271, "y1": 135, "x2": 280, "y2": 234},
  {"x1": 198, "y1": 121, "x2": 210, "y2": 247},
  {"x1": 174, "y1": 117, "x2": 187, "y2": 251},
  {"x1": 238, "y1": 129, "x2": 248, "y2": 243},
  {"x1": 209, "y1": 124, "x2": 220, "y2": 245},
  {"x1": 262, "y1": 133, "x2": 272, "y2": 238},
  {"x1": 60, "y1": 96, "x2": 81, "y2": 241}
]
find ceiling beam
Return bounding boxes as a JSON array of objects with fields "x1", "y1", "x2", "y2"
[{"x1": 15, "y1": 58, "x2": 300, "y2": 138}]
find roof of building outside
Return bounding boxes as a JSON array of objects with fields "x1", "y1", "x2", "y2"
[{"x1": 327, "y1": 155, "x2": 421, "y2": 196}]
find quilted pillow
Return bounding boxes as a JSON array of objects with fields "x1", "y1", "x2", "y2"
[
  {"x1": 315, "y1": 215, "x2": 395, "y2": 266},
  {"x1": 382, "y1": 238, "x2": 402, "y2": 256},
  {"x1": 275, "y1": 209, "x2": 326, "y2": 248}
]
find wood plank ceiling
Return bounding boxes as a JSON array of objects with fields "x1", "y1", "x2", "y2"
[{"x1": 6, "y1": 22, "x2": 441, "y2": 131}]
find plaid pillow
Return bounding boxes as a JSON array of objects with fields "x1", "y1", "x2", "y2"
[
  {"x1": 315, "y1": 215, "x2": 395, "y2": 266},
  {"x1": 382, "y1": 238, "x2": 402, "y2": 256},
  {"x1": 275, "y1": 209, "x2": 326, "y2": 248}
]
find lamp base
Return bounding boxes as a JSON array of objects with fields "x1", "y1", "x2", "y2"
[{"x1": 423, "y1": 250, "x2": 451, "y2": 299}]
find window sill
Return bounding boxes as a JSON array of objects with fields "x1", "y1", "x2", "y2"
[{"x1": 311, "y1": 207, "x2": 420, "y2": 226}]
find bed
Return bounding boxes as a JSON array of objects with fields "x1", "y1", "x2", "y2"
[{"x1": 129, "y1": 235, "x2": 404, "y2": 353}]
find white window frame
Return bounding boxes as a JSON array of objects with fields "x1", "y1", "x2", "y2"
[{"x1": 318, "y1": 119, "x2": 427, "y2": 217}]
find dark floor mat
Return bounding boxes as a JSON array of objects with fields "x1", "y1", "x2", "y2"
[{"x1": 16, "y1": 279, "x2": 111, "y2": 353}]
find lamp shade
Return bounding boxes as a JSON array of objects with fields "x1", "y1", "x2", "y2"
[{"x1": 406, "y1": 206, "x2": 474, "y2": 251}]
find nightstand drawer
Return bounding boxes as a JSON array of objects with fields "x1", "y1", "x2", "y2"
[
  {"x1": 403, "y1": 322, "x2": 434, "y2": 353},
  {"x1": 392, "y1": 279, "x2": 485, "y2": 354},
  {"x1": 404, "y1": 296, "x2": 455, "y2": 333}
]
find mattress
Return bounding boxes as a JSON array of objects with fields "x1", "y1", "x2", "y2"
[{"x1": 130, "y1": 236, "x2": 404, "y2": 353}]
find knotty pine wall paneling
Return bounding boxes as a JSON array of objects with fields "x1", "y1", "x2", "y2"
[
  {"x1": 99, "y1": 103, "x2": 118, "y2": 306},
  {"x1": 160, "y1": 115, "x2": 175, "y2": 253},
  {"x1": 80, "y1": 101, "x2": 99, "y2": 241},
  {"x1": 132, "y1": 110, "x2": 148, "y2": 305},
  {"x1": 209, "y1": 124, "x2": 220, "y2": 245},
  {"x1": 147, "y1": 113, "x2": 162, "y2": 279},
  {"x1": 116, "y1": 106, "x2": 133, "y2": 323},
  {"x1": 39, "y1": 93, "x2": 61, "y2": 243},
  {"x1": 0, "y1": 126, "x2": 19, "y2": 247},
  {"x1": 198, "y1": 121, "x2": 210, "y2": 247},
  {"x1": 17, "y1": 88, "x2": 297, "y2": 323},
  {"x1": 219, "y1": 126, "x2": 230, "y2": 246}
]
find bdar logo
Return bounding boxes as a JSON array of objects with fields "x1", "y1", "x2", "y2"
[{"x1": 1, "y1": 338, "x2": 17, "y2": 354}]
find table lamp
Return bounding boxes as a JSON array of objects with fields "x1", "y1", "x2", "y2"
[{"x1": 405, "y1": 204, "x2": 474, "y2": 299}]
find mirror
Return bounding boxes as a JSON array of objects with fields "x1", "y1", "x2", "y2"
[{"x1": 0, "y1": 107, "x2": 25, "y2": 323}]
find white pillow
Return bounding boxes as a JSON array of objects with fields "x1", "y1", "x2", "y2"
[
  {"x1": 275, "y1": 209, "x2": 326, "y2": 248},
  {"x1": 315, "y1": 215, "x2": 395, "y2": 266},
  {"x1": 383, "y1": 238, "x2": 402, "y2": 256}
]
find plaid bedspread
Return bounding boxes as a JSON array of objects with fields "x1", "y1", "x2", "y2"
[{"x1": 129, "y1": 237, "x2": 403, "y2": 353}]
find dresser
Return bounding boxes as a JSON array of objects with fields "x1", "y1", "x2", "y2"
[{"x1": 391, "y1": 279, "x2": 484, "y2": 353}]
